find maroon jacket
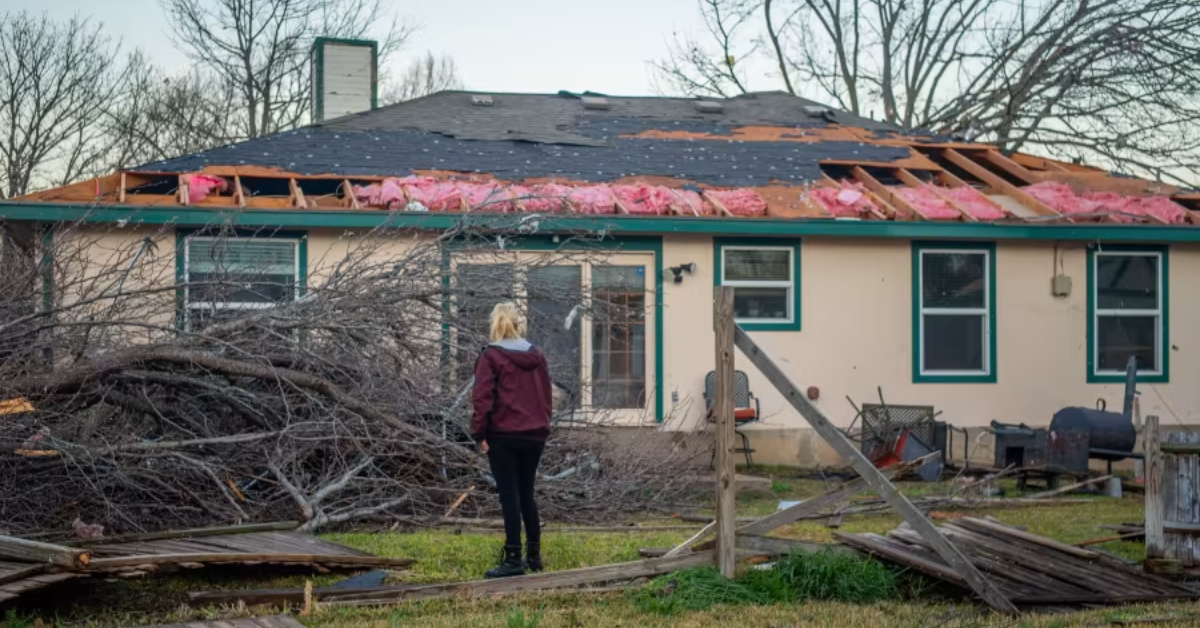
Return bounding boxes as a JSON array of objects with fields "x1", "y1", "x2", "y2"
[{"x1": 471, "y1": 340, "x2": 552, "y2": 443}]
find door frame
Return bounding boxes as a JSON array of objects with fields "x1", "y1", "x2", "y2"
[{"x1": 441, "y1": 235, "x2": 664, "y2": 423}]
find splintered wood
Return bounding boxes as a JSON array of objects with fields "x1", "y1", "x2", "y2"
[
  {"x1": 837, "y1": 517, "x2": 1199, "y2": 607},
  {"x1": 0, "y1": 526, "x2": 412, "y2": 603}
]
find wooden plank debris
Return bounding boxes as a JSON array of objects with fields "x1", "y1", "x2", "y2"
[
  {"x1": 663, "y1": 521, "x2": 716, "y2": 558},
  {"x1": 837, "y1": 516, "x2": 1199, "y2": 609},
  {"x1": 66, "y1": 521, "x2": 300, "y2": 547},
  {"x1": 82, "y1": 552, "x2": 414, "y2": 572},
  {"x1": 0, "y1": 535, "x2": 89, "y2": 568},
  {"x1": 192, "y1": 551, "x2": 717, "y2": 608},
  {"x1": 1145, "y1": 415, "x2": 1165, "y2": 560},
  {"x1": 1027, "y1": 475, "x2": 1112, "y2": 499},
  {"x1": 732, "y1": 325, "x2": 1018, "y2": 614}
]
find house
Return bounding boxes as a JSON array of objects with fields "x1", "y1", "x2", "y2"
[{"x1": 4, "y1": 40, "x2": 1200, "y2": 468}]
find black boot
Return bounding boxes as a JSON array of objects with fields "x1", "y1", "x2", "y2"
[
  {"x1": 525, "y1": 541, "x2": 543, "y2": 573},
  {"x1": 484, "y1": 544, "x2": 525, "y2": 579}
]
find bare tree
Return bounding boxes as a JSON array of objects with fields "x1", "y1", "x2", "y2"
[
  {"x1": 101, "y1": 53, "x2": 242, "y2": 171},
  {"x1": 653, "y1": 1, "x2": 1200, "y2": 186},
  {"x1": 0, "y1": 11, "x2": 123, "y2": 198},
  {"x1": 381, "y1": 51, "x2": 465, "y2": 104},
  {"x1": 159, "y1": 0, "x2": 416, "y2": 139}
]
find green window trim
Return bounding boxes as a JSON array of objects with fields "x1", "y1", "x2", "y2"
[
  {"x1": 713, "y1": 237, "x2": 801, "y2": 332},
  {"x1": 174, "y1": 228, "x2": 308, "y2": 331},
  {"x1": 911, "y1": 241, "x2": 997, "y2": 384},
  {"x1": 439, "y1": 235, "x2": 666, "y2": 423},
  {"x1": 1086, "y1": 244, "x2": 1169, "y2": 384}
]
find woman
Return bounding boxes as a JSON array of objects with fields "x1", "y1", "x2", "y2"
[{"x1": 471, "y1": 302, "x2": 552, "y2": 579}]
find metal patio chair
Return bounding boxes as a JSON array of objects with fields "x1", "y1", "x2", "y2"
[{"x1": 704, "y1": 370, "x2": 760, "y2": 468}]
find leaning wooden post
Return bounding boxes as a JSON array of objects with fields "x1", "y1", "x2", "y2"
[
  {"x1": 1144, "y1": 415, "x2": 1164, "y2": 561},
  {"x1": 732, "y1": 326, "x2": 1018, "y2": 614},
  {"x1": 713, "y1": 286, "x2": 737, "y2": 578}
]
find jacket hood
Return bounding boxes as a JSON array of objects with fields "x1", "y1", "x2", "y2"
[{"x1": 489, "y1": 339, "x2": 543, "y2": 370}]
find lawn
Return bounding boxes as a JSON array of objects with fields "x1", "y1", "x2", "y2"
[{"x1": 3, "y1": 478, "x2": 1199, "y2": 628}]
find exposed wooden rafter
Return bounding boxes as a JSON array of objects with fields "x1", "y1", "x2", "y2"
[
  {"x1": 895, "y1": 169, "x2": 975, "y2": 223},
  {"x1": 978, "y1": 150, "x2": 1038, "y2": 184},
  {"x1": 342, "y1": 180, "x2": 360, "y2": 209},
  {"x1": 817, "y1": 173, "x2": 889, "y2": 220},
  {"x1": 942, "y1": 149, "x2": 1060, "y2": 218},
  {"x1": 288, "y1": 178, "x2": 308, "y2": 209},
  {"x1": 233, "y1": 176, "x2": 247, "y2": 207},
  {"x1": 850, "y1": 166, "x2": 927, "y2": 221}
]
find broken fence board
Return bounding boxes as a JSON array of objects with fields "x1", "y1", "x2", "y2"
[
  {"x1": 663, "y1": 521, "x2": 716, "y2": 558},
  {"x1": 67, "y1": 522, "x2": 300, "y2": 547},
  {"x1": 84, "y1": 552, "x2": 414, "y2": 571},
  {"x1": 713, "y1": 286, "x2": 738, "y2": 578},
  {"x1": 954, "y1": 517, "x2": 1100, "y2": 559},
  {"x1": 1026, "y1": 475, "x2": 1112, "y2": 499},
  {"x1": 733, "y1": 326, "x2": 1018, "y2": 614},
  {"x1": 192, "y1": 552, "x2": 716, "y2": 608},
  {"x1": 0, "y1": 535, "x2": 89, "y2": 568},
  {"x1": 734, "y1": 535, "x2": 850, "y2": 557}
]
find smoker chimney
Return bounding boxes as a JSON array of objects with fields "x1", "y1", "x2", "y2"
[{"x1": 311, "y1": 38, "x2": 378, "y2": 123}]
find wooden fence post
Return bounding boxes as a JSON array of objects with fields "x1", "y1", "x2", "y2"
[
  {"x1": 713, "y1": 286, "x2": 737, "y2": 578},
  {"x1": 1144, "y1": 415, "x2": 1164, "y2": 560},
  {"x1": 732, "y1": 326, "x2": 1018, "y2": 614}
]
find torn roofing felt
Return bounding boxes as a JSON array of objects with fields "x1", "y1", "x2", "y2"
[{"x1": 134, "y1": 91, "x2": 914, "y2": 187}]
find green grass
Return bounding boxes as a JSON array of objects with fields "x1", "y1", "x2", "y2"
[
  {"x1": 634, "y1": 548, "x2": 900, "y2": 615},
  {"x1": 0, "y1": 478, "x2": 1172, "y2": 628}
]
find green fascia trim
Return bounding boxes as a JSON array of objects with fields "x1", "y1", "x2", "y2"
[
  {"x1": 174, "y1": 228, "x2": 309, "y2": 330},
  {"x1": 911, "y1": 241, "x2": 998, "y2": 384},
  {"x1": 1086, "y1": 243, "x2": 1169, "y2": 384},
  {"x1": 9, "y1": 204, "x2": 1200, "y2": 242},
  {"x1": 712, "y1": 237, "x2": 801, "y2": 332},
  {"x1": 441, "y1": 235, "x2": 665, "y2": 422},
  {"x1": 310, "y1": 37, "x2": 380, "y2": 119}
]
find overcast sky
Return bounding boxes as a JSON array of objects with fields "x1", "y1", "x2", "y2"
[{"x1": 15, "y1": 0, "x2": 729, "y2": 96}]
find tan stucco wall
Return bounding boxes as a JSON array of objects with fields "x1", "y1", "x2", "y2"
[
  {"x1": 63, "y1": 227, "x2": 1197, "y2": 469},
  {"x1": 662, "y1": 236, "x2": 1199, "y2": 468}
]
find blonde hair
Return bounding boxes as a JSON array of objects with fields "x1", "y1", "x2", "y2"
[{"x1": 489, "y1": 302, "x2": 526, "y2": 342}]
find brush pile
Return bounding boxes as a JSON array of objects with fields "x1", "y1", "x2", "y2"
[{"x1": 0, "y1": 218, "x2": 705, "y2": 537}]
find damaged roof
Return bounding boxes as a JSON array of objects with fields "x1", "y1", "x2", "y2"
[
  {"x1": 10, "y1": 89, "x2": 1200, "y2": 225},
  {"x1": 133, "y1": 91, "x2": 915, "y2": 187}
]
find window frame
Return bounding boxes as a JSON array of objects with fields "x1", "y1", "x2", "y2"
[
  {"x1": 713, "y1": 237, "x2": 801, "y2": 332},
  {"x1": 911, "y1": 241, "x2": 997, "y2": 383},
  {"x1": 1087, "y1": 245, "x2": 1169, "y2": 383},
  {"x1": 176, "y1": 229, "x2": 307, "y2": 331}
]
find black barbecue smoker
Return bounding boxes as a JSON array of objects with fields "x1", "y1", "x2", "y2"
[{"x1": 990, "y1": 356, "x2": 1140, "y2": 489}]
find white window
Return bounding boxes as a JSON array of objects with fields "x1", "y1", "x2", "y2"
[
  {"x1": 184, "y1": 237, "x2": 301, "y2": 330},
  {"x1": 719, "y1": 246, "x2": 795, "y2": 324},
  {"x1": 1092, "y1": 250, "x2": 1164, "y2": 377},
  {"x1": 916, "y1": 247, "x2": 992, "y2": 378}
]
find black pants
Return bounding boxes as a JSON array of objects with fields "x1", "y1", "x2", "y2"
[{"x1": 486, "y1": 437, "x2": 545, "y2": 548}]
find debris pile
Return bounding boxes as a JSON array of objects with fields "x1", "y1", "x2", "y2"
[{"x1": 0, "y1": 224, "x2": 704, "y2": 537}]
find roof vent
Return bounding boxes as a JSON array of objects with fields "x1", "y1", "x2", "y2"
[
  {"x1": 803, "y1": 104, "x2": 831, "y2": 117},
  {"x1": 581, "y1": 96, "x2": 610, "y2": 110},
  {"x1": 695, "y1": 101, "x2": 724, "y2": 114},
  {"x1": 471, "y1": 95, "x2": 494, "y2": 106}
]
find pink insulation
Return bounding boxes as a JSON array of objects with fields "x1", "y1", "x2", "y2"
[
  {"x1": 185, "y1": 174, "x2": 228, "y2": 203},
  {"x1": 1024, "y1": 182, "x2": 1189, "y2": 223},
  {"x1": 941, "y1": 186, "x2": 1006, "y2": 221},
  {"x1": 456, "y1": 183, "x2": 516, "y2": 212},
  {"x1": 891, "y1": 185, "x2": 965, "y2": 220},
  {"x1": 353, "y1": 178, "x2": 409, "y2": 209},
  {"x1": 520, "y1": 184, "x2": 576, "y2": 212},
  {"x1": 404, "y1": 178, "x2": 464, "y2": 211},
  {"x1": 809, "y1": 183, "x2": 878, "y2": 218},
  {"x1": 612, "y1": 185, "x2": 674, "y2": 215},
  {"x1": 567, "y1": 185, "x2": 617, "y2": 214},
  {"x1": 706, "y1": 189, "x2": 768, "y2": 216},
  {"x1": 670, "y1": 188, "x2": 714, "y2": 215},
  {"x1": 1024, "y1": 182, "x2": 1103, "y2": 217}
]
